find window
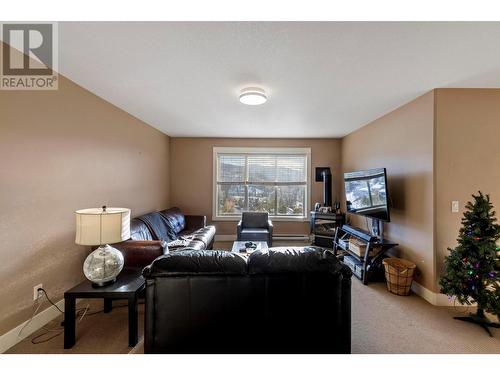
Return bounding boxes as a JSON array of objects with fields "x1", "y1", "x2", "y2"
[{"x1": 213, "y1": 147, "x2": 311, "y2": 221}]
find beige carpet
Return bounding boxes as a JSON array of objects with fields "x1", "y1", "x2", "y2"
[
  {"x1": 6, "y1": 300, "x2": 145, "y2": 354},
  {"x1": 6, "y1": 241, "x2": 500, "y2": 354},
  {"x1": 351, "y1": 278, "x2": 500, "y2": 353}
]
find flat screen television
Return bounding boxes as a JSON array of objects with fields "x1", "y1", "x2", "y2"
[{"x1": 344, "y1": 168, "x2": 390, "y2": 222}]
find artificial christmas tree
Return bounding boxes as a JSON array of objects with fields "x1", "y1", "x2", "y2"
[{"x1": 439, "y1": 191, "x2": 500, "y2": 336}]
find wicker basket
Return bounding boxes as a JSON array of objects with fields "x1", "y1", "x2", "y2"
[
  {"x1": 382, "y1": 257, "x2": 416, "y2": 296},
  {"x1": 348, "y1": 238, "x2": 381, "y2": 257}
]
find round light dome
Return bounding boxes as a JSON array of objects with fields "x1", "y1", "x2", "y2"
[{"x1": 239, "y1": 87, "x2": 267, "y2": 105}]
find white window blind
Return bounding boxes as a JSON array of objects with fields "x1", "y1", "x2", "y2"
[{"x1": 213, "y1": 148, "x2": 310, "y2": 220}]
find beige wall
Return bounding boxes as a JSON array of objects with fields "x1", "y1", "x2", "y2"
[
  {"x1": 434, "y1": 89, "x2": 500, "y2": 289},
  {"x1": 0, "y1": 75, "x2": 170, "y2": 335},
  {"x1": 2, "y1": 65, "x2": 498, "y2": 344},
  {"x1": 169, "y1": 138, "x2": 342, "y2": 235},
  {"x1": 341, "y1": 92, "x2": 436, "y2": 290}
]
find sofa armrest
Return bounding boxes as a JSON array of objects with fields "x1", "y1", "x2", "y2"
[
  {"x1": 185, "y1": 215, "x2": 207, "y2": 230},
  {"x1": 267, "y1": 220, "x2": 274, "y2": 230},
  {"x1": 267, "y1": 220, "x2": 273, "y2": 246},
  {"x1": 237, "y1": 220, "x2": 243, "y2": 240},
  {"x1": 113, "y1": 240, "x2": 168, "y2": 268}
]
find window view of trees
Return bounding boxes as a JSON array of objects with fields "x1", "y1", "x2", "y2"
[
  {"x1": 248, "y1": 185, "x2": 276, "y2": 214},
  {"x1": 217, "y1": 185, "x2": 245, "y2": 214},
  {"x1": 277, "y1": 185, "x2": 305, "y2": 215},
  {"x1": 216, "y1": 152, "x2": 308, "y2": 218}
]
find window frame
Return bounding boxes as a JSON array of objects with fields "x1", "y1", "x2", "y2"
[{"x1": 212, "y1": 147, "x2": 311, "y2": 222}]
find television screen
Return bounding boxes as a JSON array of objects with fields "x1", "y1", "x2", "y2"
[{"x1": 344, "y1": 168, "x2": 390, "y2": 222}]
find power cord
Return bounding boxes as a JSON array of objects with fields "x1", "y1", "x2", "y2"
[
  {"x1": 17, "y1": 299, "x2": 44, "y2": 338},
  {"x1": 39, "y1": 288, "x2": 63, "y2": 313},
  {"x1": 21, "y1": 287, "x2": 139, "y2": 345}
]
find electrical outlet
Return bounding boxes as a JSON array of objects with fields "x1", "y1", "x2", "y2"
[
  {"x1": 33, "y1": 284, "x2": 43, "y2": 301},
  {"x1": 451, "y1": 201, "x2": 459, "y2": 213}
]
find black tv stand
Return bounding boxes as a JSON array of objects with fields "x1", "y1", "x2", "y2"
[
  {"x1": 333, "y1": 224, "x2": 398, "y2": 285},
  {"x1": 309, "y1": 211, "x2": 345, "y2": 248}
]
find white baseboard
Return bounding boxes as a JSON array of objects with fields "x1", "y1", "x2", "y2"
[
  {"x1": 274, "y1": 235, "x2": 310, "y2": 241},
  {"x1": 411, "y1": 281, "x2": 476, "y2": 307},
  {"x1": 0, "y1": 299, "x2": 64, "y2": 353},
  {"x1": 215, "y1": 234, "x2": 310, "y2": 242},
  {"x1": 214, "y1": 234, "x2": 236, "y2": 242},
  {"x1": 411, "y1": 282, "x2": 438, "y2": 305}
]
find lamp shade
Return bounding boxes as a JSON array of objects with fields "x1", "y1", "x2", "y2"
[{"x1": 75, "y1": 207, "x2": 131, "y2": 246}]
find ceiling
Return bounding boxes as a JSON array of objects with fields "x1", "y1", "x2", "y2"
[{"x1": 58, "y1": 22, "x2": 500, "y2": 138}]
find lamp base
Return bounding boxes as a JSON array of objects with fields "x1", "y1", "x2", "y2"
[
  {"x1": 83, "y1": 244, "x2": 124, "y2": 286},
  {"x1": 91, "y1": 278, "x2": 117, "y2": 288}
]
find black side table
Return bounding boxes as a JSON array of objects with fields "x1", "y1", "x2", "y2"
[{"x1": 63, "y1": 268, "x2": 145, "y2": 349}]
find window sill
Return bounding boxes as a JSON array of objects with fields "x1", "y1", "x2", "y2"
[{"x1": 212, "y1": 216, "x2": 309, "y2": 222}]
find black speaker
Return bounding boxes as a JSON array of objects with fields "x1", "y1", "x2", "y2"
[
  {"x1": 315, "y1": 167, "x2": 332, "y2": 208},
  {"x1": 315, "y1": 167, "x2": 330, "y2": 182}
]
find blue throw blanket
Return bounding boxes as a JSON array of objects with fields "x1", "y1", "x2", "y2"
[{"x1": 137, "y1": 212, "x2": 176, "y2": 242}]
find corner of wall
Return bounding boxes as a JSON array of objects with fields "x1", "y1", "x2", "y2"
[{"x1": 432, "y1": 88, "x2": 439, "y2": 293}]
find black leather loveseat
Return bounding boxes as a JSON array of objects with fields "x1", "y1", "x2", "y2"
[{"x1": 142, "y1": 247, "x2": 352, "y2": 353}]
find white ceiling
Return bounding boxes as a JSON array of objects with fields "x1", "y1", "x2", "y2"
[{"x1": 58, "y1": 22, "x2": 500, "y2": 138}]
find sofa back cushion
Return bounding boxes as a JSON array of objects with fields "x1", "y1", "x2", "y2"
[
  {"x1": 130, "y1": 218, "x2": 154, "y2": 241},
  {"x1": 248, "y1": 247, "x2": 343, "y2": 274},
  {"x1": 241, "y1": 212, "x2": 268, "y2": 228},
  {"x1": 135, "y1": 212, "x2": 176, "y2": 242},
  {"x1": 160, "y1": 207, "x2": 185, "y2": 235},
  {"x1": 144, "y1": 249, "x2": 247, "y2": 276}
]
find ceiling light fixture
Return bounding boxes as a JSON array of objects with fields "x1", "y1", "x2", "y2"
[{"x1": 239, "y1": 87, "x2": 268, "y2": 105}]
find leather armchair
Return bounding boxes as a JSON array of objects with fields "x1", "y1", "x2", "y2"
[{"x1": 237, "y1": 212, "x2": 273, "y2": 246}]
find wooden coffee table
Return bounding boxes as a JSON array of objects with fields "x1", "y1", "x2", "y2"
[
  {"x1": 231, "y1": 241, "x2": 268, "y2": 256},
  {"x1": 63, "y1": 268, "x2": 145, "y2": 349}
]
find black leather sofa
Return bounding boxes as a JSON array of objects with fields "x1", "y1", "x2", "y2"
[
  {"x1": 114, "y1": 207, "x2": 216, "y2": 268},
  {"x1": 143, "y1": 247, "x2": 352, "y2": 354}
]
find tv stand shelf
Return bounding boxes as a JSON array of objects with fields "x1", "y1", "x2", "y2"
[
  {"x1": 333, "y1": 224, "x2": 398, "y2": 285},
  {"x1": 309, "y1": 211, "x2": 345, "y2": 248}
]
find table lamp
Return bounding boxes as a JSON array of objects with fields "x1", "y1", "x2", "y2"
[{"x1": 75, "y1": 206, "x2": 131, "y2": 287}]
